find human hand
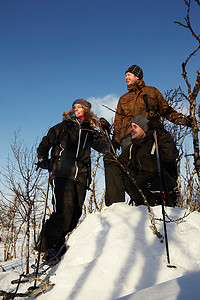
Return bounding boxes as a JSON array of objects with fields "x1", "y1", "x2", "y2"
[
  {"x1": 148, "y1": 117, "x2": 163, "y2": 131},
  {"x1": 36, "y1": 158, "x2": 53, "y2": 171},
  {"x1": 99, "y1": 117, "x2": 111, "y2": 135}
]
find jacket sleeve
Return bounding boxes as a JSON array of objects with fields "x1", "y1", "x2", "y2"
[
  {"x1": 90, "y1": 129, "x2": 110, "y2": 154},
  {"x1": 113, "y1": 98, "x2": 124, "y2": 144},
  {"x1": 37, "y1": 124, "x2": 60, "y2": 159},
  {"x1": 156, "y1": 129, "x2": 179, "y2": 164},
  {"x1": 155, "y1": 89, "x2": 188, "y2": 126}
]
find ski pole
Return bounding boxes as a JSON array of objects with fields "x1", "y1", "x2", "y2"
[
  {"x1": 153, "y1": 131, "x2": 176, "y2": 267},
  {"x1": 142, "y1": 94, "x2": 176, "y2": 268},
  {"x1": 29, "y1": 171, "x2": 51, "y2": 291}
]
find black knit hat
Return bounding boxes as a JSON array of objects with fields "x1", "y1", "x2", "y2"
[
  {"x1": 125, "y1": 65, "x2": 143, "y2": 80},
  {"x1": 131, "y1": 115, "x2": 149, "y2": 133}
]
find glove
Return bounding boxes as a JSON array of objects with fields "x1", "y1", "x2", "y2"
[
  {"x1": 185, "y1": 115, "x2": 192, "y2": 127},
  {"x1": 111, "y1": 140, "x2": 120, "y2": 151},
  {"x1": 99, "y1": 117, "x2": 111, "y2": 135},
  {"x1": 147, "y1": 117, "x2": 163, "y2": 131},
  {"x1": 36, "y1": 158, "x2": 53, "y2": 171},
  {"x1": 195, "y1": 157, "x2": 200, "y2": 168}
]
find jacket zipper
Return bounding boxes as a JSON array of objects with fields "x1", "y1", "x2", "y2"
[
  {"x1": 83, "y1": 132, "x2": 88, "y2": 149},
  {"x1": 74, "y1": 124, "x2": 81, "y2": 180},
  {"x1": 58, "y1": 143, "x2": 64, "y2": 160}
]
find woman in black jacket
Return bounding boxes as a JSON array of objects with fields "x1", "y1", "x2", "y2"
[{"x1": 36, "y1": 99, "x2": 109, "y2": 260}]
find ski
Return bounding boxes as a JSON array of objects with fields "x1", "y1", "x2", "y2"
[
  {"x1": 1, "y1": 281, "x2": 54, "y2": 298},
  {"x1": 11, "y1": 244, "x2": 68, "y2": 286},
  {"x1": 11, "y1": 265, "x2": 52, "y2": 285},
  {"x1": 31, "y1": 244, "x2": 68, "y2": 270},
  {"x1": 11, "y1": 278, "x2": 29, "y2": 285}
]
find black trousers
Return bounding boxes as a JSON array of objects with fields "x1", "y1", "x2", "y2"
[
  {"x1": 40, "y1": 178, "x2": 86, "y2": 251},
  {"x1": 104, "y1": 156, "x2": 163, "y2": 207}
]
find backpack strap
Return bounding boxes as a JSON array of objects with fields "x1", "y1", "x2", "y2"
[{"x1": 142, "y1": 94, "x2": 151, "y2": 117}]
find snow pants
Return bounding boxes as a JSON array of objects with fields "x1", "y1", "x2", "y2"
[
  {"x1": 104, "y1": 155, "x2": 163, "y2": 207},
  {"x1": 40, "y1": 177, "x2": 86, "y2": 252}
]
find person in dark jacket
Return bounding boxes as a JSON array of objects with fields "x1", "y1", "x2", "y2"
[
  {"x1": 104, "y1": 115, "x2": 179, "y2": 207},
  {"x1": 113, "y1": 64, "x2": 191, "y2": 151},
  {"x1": 36, "y1": 99, "x2": 109, "y2": 260}
]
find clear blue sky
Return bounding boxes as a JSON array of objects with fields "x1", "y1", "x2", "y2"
[{"x1": 0, "y1": 0, "x2": 199, "y2": 170}]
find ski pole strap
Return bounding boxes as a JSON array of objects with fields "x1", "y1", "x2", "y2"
[{"x1": 142, "y1": 94, "x2": 151, "y2": 117}]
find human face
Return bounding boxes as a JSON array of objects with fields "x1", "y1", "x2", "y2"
[
  {"x1": 125, "y1": 72, "x2": 139, "y2": 85},
  {"x1": 73, "y1": 104, "x2": 85, "y2": 117},
  {"x1": 130, "y1": 123, "x2": 146, "y2": 140}
]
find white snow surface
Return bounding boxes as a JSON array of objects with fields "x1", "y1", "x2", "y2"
[{"x1": 0, "y1": 203, "x2": 200, "y2": 299}]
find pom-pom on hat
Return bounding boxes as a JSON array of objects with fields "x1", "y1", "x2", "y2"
[
  {"x1": 72, "y1": 99, "x2": 91, "y2": 111},
  {"x1": 125, "y1": 65, "x2": 143, "y2": 80},
  {"x1": 131, "y1": 115, "x2": 149, "y2": 133}
]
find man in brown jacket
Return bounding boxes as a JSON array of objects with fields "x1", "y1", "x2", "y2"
[{"x1": 113, "y1": 65, "x2": 191, "y2": 150}]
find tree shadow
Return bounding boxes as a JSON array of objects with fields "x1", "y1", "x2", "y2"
[
  {"x1": 68, "y1": 212, "x2": 111, "y2": 299},
  {"x1": 108, "y1": 204, "x2": 165, "y2": 299},
  {"x1": 66, "y1": 203, "x2": 165, "y2": 300}
]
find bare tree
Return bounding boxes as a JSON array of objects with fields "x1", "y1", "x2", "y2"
[
  {"x1": 174, "y1": 0, "x2": 200, "y2": 183},
  {"x1": 0, "y1": 130, "x2": 47, "y2": 273},
  {"x1": 88, "y1": 152, "x2": 105, "y2": 213}
]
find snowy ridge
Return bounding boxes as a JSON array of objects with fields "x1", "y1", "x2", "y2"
[
  {"x1": 38, "y1": 203, "x2": 200, "y2": 300},
  {"x1": 116, "y1": 271, "x2": 200, "y2": 300},
  {"x1": 1, "y1": 203, "x2": 200, "y2": 299}
]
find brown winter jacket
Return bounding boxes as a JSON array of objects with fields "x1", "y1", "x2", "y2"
[{"x1": 113, "y1": 79, "x2": 189, "y2": 144}]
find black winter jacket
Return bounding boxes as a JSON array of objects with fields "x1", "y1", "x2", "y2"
[
  {"x1": 119, "y1": 129, "x2": 179, "y2": 190},
  {"x1": 37, "y1": 117, "x2": 109, "y2": 186}
]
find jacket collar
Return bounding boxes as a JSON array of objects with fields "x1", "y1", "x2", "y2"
[
  {"x1": 63, "y1": 115, "x2": 90, "y2": 127},
  {"x1": 131, "y1": 130, "x2": 153, "y2": 146},
  {"x1": 127, "y1": 79, "x2": 145, "y2": 92}
]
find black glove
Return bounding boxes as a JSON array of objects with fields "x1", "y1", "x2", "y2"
[
  {"x1": 111, "y1": 140, "x2": 120, "y2": 151},
  {"x1": 36, "y1": 158, "x2": 53, "y2": 171},
  {"x1": 195, "y1": 157, "x2": 200, "y2": 168},
  {"x1": 147, "y1": 117, "x2": 163, "y2": 131},
  {"x1": 185, "y1": 115, "x2": 192, "y2": 127},
  {"x1": 99, "y1": 117, "x2": 111, "y2": 135}
]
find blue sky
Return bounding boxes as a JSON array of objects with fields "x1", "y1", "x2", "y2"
[{"x1": 0, "y1": 0, "x2": 199, "y2": 171}]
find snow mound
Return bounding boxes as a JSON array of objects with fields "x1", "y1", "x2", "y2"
[
  {"x1": 116, "y1": 271, "x2": 200, "y2": 300},
  {"x1": 37, "y1": 203, "x2": 200, "y2": 300}
]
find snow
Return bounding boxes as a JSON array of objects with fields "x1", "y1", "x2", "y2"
[{"x1": 0, "y1": 203, "x2": 200, "y2": 299}]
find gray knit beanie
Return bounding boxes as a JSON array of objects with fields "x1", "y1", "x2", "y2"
[
  {"x1": 131, "y1": 115, "x2": 149, "y2": 133},
  {"x1": 125, "y1": 65, "x2": 143, "y2": 80}
]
